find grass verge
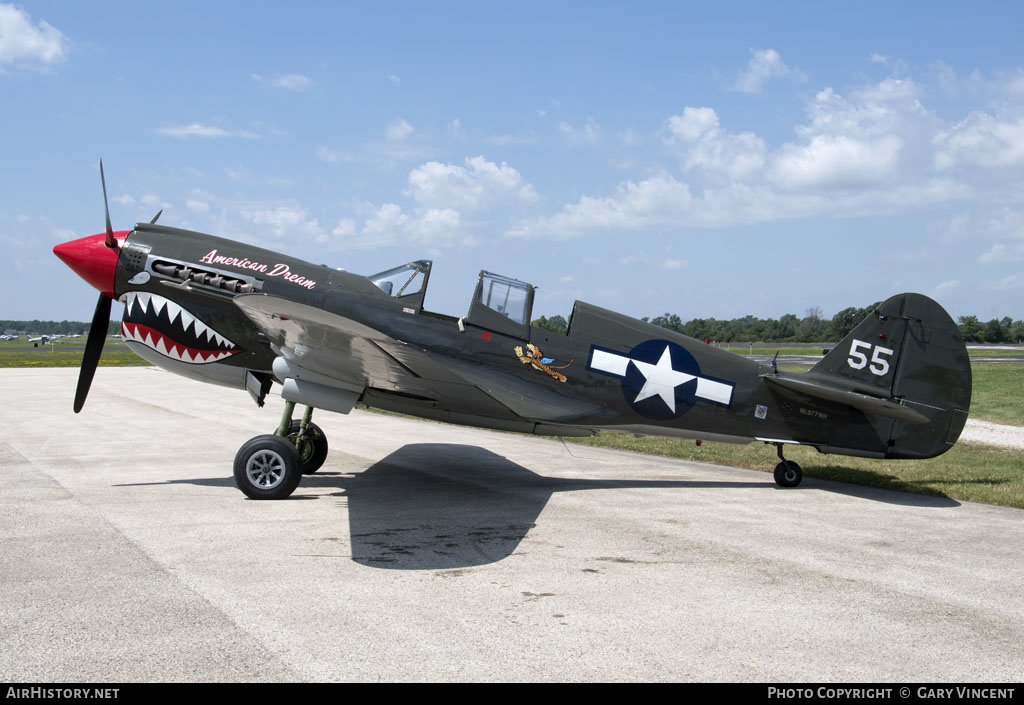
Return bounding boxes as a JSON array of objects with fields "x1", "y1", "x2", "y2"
[
  {"x1": 565, "y1": 432, "x2": 1024, "y2": 509},
  {"x1": 0, "y1": 345, "x2": 150, "y2": 368},
  {"x1": 968, "y1": 363, "x2": 1024, "y2": 426}
]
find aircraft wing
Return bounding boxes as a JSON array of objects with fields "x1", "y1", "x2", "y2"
[
  {"x1": 233, "y1": 294, "x2": 490, "y2": 411},
  {"x1": 232, "y1": 294, "x2": 602, "y2": 424}
]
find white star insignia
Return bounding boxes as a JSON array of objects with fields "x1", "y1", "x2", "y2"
[{"x1": 629, "y1": 345, "x2": 695, "y2": 413}]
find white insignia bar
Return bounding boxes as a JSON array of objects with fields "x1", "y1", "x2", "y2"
[{"x1": 589, "y1": 345, "x2": 734, "y2": 410}]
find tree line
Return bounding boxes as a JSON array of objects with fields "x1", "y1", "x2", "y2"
[
  {"x1": 533, "y1": 307, "x2": 1024, "y2": 344},
  {"x1": 1, "y1": 320, "x2": 121, "y2": 336},
  {"x1": 4, "y1": 311, "x2": 1022, "y2": 344}
]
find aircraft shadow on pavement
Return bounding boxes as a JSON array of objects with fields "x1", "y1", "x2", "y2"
[
  {"x1": 301, "y1": 443, "x2": 767, "y2": 570},
  {"x1": 320, "y1": 444, "x2": 961, "y2": 568},
  {"x1": 115, "y1": 442, "x2": 960, "y2": 569},
  {"x1": 800, "y1": 472, "x2": 961, "y2": 508},
  {"x1": 114, "y1": 444, "x2": 767, "y2": 570}
]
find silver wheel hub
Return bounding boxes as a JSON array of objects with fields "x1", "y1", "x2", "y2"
[{"x1": 246, "y1": 449, "x2": 286, "y2": 489}]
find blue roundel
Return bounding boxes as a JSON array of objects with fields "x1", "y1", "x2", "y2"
[{"x1": 621, "y1": 339, "x2": 702, "y2": 420}]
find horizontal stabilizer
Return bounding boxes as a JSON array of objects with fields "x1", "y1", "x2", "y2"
[{"x1": 763, "y1": 374, "x2": 928, "y2": 424}]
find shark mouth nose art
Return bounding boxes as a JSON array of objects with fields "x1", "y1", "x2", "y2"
[{"x1": 120, "y1": 291, "x2": 240, "y2": 364}]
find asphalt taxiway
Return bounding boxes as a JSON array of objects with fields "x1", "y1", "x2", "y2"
[{"x1": 2, "y1": 368, "x2": 1022, "y2": 682}]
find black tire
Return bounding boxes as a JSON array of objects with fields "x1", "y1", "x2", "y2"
[
  {"x1": 234, "y1": 434, "x2": 302, "y2": 499},
  {"x1": 773, "y1": 460, "x2": 803, "y2": 488},
  {"x1": 285, "y1": 420, "x2": 329, "y2": 474}
]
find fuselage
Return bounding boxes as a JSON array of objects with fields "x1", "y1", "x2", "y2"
[
  {"x1": 54, "y1": 222, "x2": 968, "y2": 461},
  {"x1": 114, "y1": 225, "x2": 790, "y2": 443}
]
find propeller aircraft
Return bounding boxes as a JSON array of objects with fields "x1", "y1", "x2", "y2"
[{"x1": 53, "y1": 162, "x2": 973, "y2": 499}]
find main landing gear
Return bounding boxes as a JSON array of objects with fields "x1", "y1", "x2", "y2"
[
  {"x1": 233, "y1": 401, "x2": 329, "y2": 499},
  {"x1": 772, "y1": 443, "x2": 803, "y2": 488}
]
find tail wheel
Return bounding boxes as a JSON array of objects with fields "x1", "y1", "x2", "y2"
[
  {"x1": 285, "y1": 420, "x2": 329, "y2": 474},
  {"x1": 773, "y1": 460, "x2": 803, "y2": 488},
  {"x1": 234, "y1": 434, "x2": 303, "y2": 499}
]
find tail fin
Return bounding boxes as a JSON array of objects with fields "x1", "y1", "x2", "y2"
[{"x1": 808, "y1": 293, "x2": 971, "y2": 459}]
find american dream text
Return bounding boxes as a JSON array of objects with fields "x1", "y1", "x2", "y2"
[{"x1": 198, "y1": 250, "x2": 317, "y2": 290}]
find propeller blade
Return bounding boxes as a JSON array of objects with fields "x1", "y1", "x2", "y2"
[
  {"x1": 74, "y1": 294, "x2": 112, "y2": 413},
  {"x1": 150, "y1": 209, "x2": 162, "y2": 225},
  {"x1": 100, "y1": 159, "x2": 116, "y2": 248}
]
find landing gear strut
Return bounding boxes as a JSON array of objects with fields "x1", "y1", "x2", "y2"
[
  {"x1": 772, "y1": 443, "x2": 803, "y2": 488},
  {"x1": 233, "y1": 401, "x2": 328, "y2": 499},
  {"x1": 281, "y1": 405, "x2": 329, "y2": 475}
]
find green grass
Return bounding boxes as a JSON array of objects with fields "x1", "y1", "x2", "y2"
[
  {"x1": 721, "y1": 344, "x2": 1024, "y2": 359},
  {"x1": 567, "y1": 431, "x2": 1024, "y2": 508},
  {"x1": 969, "y1": 363, "x2": 1024, "y2": 426},
  {"x1": 968, "y1": 348, "x2": 1024, "y2": 358},
  {"x1": 0, "y1": 341, "x2": 150, "y2": 368},
  {"x1": 716, "y1": 342, "x2": 827, "y2": 354}
]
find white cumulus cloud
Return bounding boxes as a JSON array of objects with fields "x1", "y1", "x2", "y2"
[
  {"x1": 155, "y1": 123, "x2": 259, "y2": 139},
  {"x1": 509, "y1": 72, "x2": 1018, "y2": 240},
  {"x1": 0, "y1": 4, "x2": 67, "y2": 68},
  {"x1": 241, "y1": 205, "x2": 325, "y2": 241},
  {"x1": 734, "y1": 48, "x2": 803, "y2": 94},
  {"x1": 328, "y1": 202, "x2": 473, "y2": 251},
  {"x1": 959, "y1": 208, "x2": 1024, "y2": 263},
  {"x1": 769, "y1": 80, "x2": 939, "y2": 192},
  {"x1": 990, "y1": 273, "x2": 1024, "y2": 290},
  {"x1": 325, "y1": 157, "x2": 540, "y2": 251},
  {"x1": 386, "y1": 118, "x2": 414, "y2": 141},
  {"x1": 332, "y1": 218, "x2": 356, "y2": 238},
  {"x1": 406, "y1": 156, "x2": 538, "y2": 211},
  {"x1": 934, "y1": 112, "x2": 1024, "y2": 170},
  {"x1": 559, "y1": 117, "x2": 600, "y2": 144},
  {"x1": 361, "y1": 203, "x2": 408, "y2": 244},
  {"x1": 665, "y1": 107, "x2": 766, "y2": 183},
  {"x1": 770, "y1": 133, "x2": 904, "y2": 190},
  {"x1": 507, "y1": 173, "x2": 695, "y2": 240}
]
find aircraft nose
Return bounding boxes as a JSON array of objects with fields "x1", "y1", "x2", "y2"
[{"x1": 53, "y1": 232, "x2": 125, "y2": 298}]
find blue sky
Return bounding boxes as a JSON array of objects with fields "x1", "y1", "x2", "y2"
[{"x1": 3, "y1": 1, "x2": 1023, "y2": 324}]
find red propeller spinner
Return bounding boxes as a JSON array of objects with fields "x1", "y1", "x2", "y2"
[
  {"x1": 53, "y1": 160, "x2": 131, "y2": 299},
  {"x1": 52, "y1": 231, "x2": 127, "y2": 298},
  {"x1": 53, "y1": 159, "x2": 135, "y2": 413}
]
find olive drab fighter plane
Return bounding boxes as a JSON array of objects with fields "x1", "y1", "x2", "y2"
[{"x1": 53, "y1": 162, "x2": 972, "y2": 499}]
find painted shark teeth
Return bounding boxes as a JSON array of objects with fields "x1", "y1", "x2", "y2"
[{"x1": 119, "y1": 291, "x2": 241, "y2": 365}]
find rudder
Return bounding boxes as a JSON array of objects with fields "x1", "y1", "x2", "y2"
[{"x1": 809, "y1": 293, "x2": 971, "y2": 459}]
